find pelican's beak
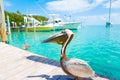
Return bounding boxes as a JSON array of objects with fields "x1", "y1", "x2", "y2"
[{"x1": 42, "y1": 30, "x2": 68, "y2": 45}]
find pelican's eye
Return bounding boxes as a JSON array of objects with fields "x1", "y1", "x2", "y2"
[{"x1": 61, "y1": 30, "x2": 65, "y2": 34}]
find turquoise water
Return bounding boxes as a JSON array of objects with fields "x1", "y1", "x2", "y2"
[{"x1": 4, "y1": 25, "x2": 120, "y2": 79}]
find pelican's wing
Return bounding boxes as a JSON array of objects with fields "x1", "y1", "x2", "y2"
[{"x1": 64, "y1": 58, "x2": 95, "y2": 78}]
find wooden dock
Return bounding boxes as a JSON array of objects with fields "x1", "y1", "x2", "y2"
[{"x1": 0, "y1": 42, "x2": 109, "y2": 80}]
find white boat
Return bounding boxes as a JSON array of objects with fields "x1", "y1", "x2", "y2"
[
  {"x1": 18, "y1": 14, "x2": 80, "y2": 32},
  {"x1": 63, "y1": 22, "x2": 80, "y2": 30},
  {"x1": 47, "y1": 17, "x2": 80, "y2": 30}
]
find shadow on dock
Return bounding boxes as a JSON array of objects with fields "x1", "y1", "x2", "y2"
[
  {"x1": 26, "y1": 55, "x2": 60, "y2": 67},
  {"x1": 27, "y1": 74, "x2": 111, "y2": 80},
  {"x1": 27, "y1": 74, "x2": 75, "y2": 80},
  {"x1": 27, "y1": 74, "x2": 103, "y2": 80}
]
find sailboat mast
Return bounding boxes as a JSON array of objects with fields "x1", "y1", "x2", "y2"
[{"x1": 109, "y1": 0, "x2": 112, "y2": 22}]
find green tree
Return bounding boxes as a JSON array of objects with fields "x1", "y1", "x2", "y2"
[
  {"x1": 4, "y1": 11, "x2": 48, "y2": 27},
  {"x1": 33, "y1": 15, "x2": 48, "y2": 21},
  {"x1": 5, "y1": 11, "x2": 24, "y2": 26}
]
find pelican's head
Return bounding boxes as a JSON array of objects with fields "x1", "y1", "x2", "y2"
[{"x1": 42, "y1": 29, "x2": 74, "y2": 46}]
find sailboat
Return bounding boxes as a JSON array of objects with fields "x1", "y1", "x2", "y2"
[{"x1": 106, "y1": 0, "x2": 112, "y2": 27}]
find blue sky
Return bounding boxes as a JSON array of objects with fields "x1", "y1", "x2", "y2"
[{"x1": 3, "y1": 0, "x2": 120, "y2": 25}]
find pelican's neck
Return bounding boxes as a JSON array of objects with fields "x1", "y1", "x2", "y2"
[
  {"x1": 61, "y1": 34, "x2": 73, "y2": 60},
  {"x1": 61, "y1": 43, "x2": 68, "y2": 60}
]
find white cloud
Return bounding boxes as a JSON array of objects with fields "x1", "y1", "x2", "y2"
[
  {"x1": 77, "y1": 13, "x2": 120, "y2": 25},
  {"x1": 110, "y1": 13, "x2": 120, "y2": 24},
  {"x1": 77, "y1": 15, "x2": 106, "y2": 25},
  {"x1": 104, "y1": 0, "x2": 120, "y2": 8},
  {"x1": 46, "y1": 0, "x2": 104, "y2": 13},
  {"x1": 4, "y1": 0, "x2": 12, "y2": 7}
]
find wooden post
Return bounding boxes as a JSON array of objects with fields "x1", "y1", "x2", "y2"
[
  {"x1": 0, "y1": 0, "x2": 7, "y2": 42},
  {"x1": 7, "y1": 15, "x2": 11, "y2": 34}
]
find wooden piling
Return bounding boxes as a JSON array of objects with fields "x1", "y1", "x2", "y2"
[{"x1": 0, "y1": 0, "x2": 7, "y2": 42}]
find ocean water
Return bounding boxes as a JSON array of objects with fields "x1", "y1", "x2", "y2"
[{"x1": 3, "y1": 25, "x2": 120, "y2": 79}]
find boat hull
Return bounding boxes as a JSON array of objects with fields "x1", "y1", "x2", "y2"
[
  {"x1": 106, "y1": 22, "x2": 112, "y2": 27},
  {"x1": 11, "y1": 26, "x2": 53, "y2": 32},
  {"x1": 55, "y1": 23, "x2": 80, "y2": 30}
]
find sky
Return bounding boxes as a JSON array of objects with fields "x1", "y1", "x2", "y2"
[{"x1": 3, "y1": 0, "x2": 120, "y2": 25}]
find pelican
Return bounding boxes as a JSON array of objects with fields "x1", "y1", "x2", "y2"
[{"x1": 42, "y1": 29, "x2": 95, "y2": 80}]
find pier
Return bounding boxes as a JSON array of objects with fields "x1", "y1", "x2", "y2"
[{"x1": 0, "y1": 42, "x2": 108, "y2": 80}]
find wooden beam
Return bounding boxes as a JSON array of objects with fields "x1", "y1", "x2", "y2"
[{"x1": 0, "y1": 0, "x2": 7, "y2": 42}]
